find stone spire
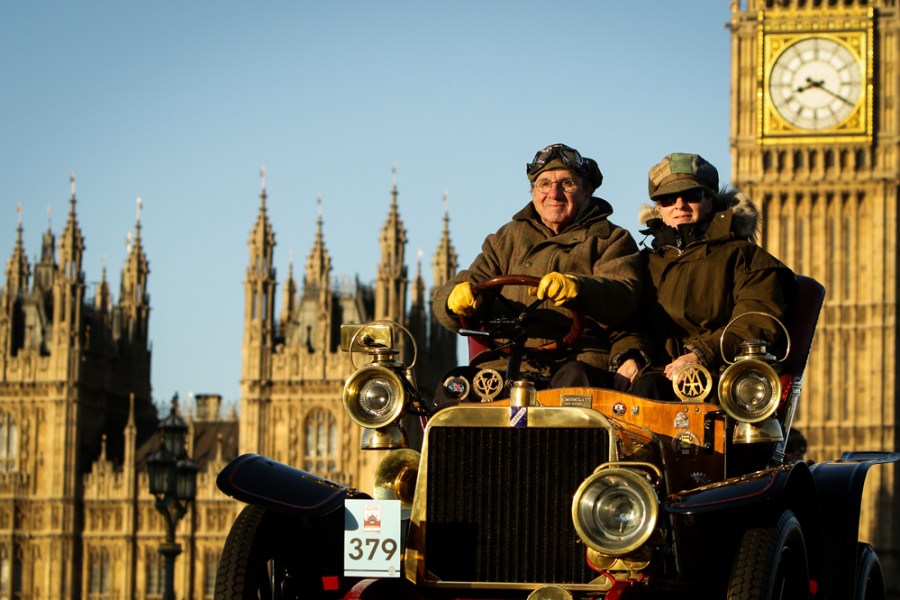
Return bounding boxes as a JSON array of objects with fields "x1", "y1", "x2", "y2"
[
  {"x1": 57, "y1": 173, "x2": 85, "y2": 285},
  {"x1": 244, "y1": 166, "x2": 277, "y2": 332},
  {"x1": 430, "y1": 190, "x2": 459, "y2": 363},
  {"x1": 304, "y1": 195, "x2": 333, "y2": 355},
  {"x1": 304, "y1": 195, "x2": 332, "y2": 293},
  {"x1": 279, "y1": 255, "x2": 297, "y2": 332},
  {"x1": 411, "y1": 248, "x2": 426, "y2": 309},
  {"x1": 431, "y1": 190, "x2": 458, "y2": 290},
  {"x1": 94, "y1": 258, "x2": 110, "y2": 314},
  {"x1": 4, "y1": 203, "x2": 31, "y2": 300},
  {"x1": 408, "y1": 247, "x2": 427, "y2": 352},
  {"x1": 375, "y1": 163, "x2": 408, "y2": 323},
  {"x1": 33, "y1": 205, "x2": 56, "y2": 295},
  {"x1": 52, "y1": 172, "x2": 86, "y2": 352},
  {"x1": 119, "y1": 198, "x2": 150, "y2": 341},
  {"x1": 1, "y1": 204, "x2": 30, "y2": 359}
]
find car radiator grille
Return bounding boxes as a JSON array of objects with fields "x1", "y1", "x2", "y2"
[{"x1": 424, "y1": 426, "x2": 610, "y2": 584}]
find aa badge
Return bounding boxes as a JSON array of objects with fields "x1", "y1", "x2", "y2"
[{"x1": 673, "y1": 363, "x2": 713, "y2": 403}]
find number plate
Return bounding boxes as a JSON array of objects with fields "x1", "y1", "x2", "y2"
[{"x1": 343, "y1": 499, "x2": 401, "y2": 577}]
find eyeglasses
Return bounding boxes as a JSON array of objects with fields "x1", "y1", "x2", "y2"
[
  {"x1": 526, "y1": 144, "x2": 584, "y2": 177},
  {"x1": 533, "y1": 177, "x2": 580, "y2": 194},
  {"x1": 655, "y1": 189, "x2": 706, "y2": 208}
]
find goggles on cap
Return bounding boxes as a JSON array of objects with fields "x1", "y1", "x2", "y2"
[{"x1": 526, "y1": 144, "x2": 584, "y2": 177}]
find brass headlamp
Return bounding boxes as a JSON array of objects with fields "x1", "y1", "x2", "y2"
[
  {"x1": 341, "y1": 321, "x2": 419, "y2": 450},
  {"x1": 571, "y1": 463, "x2": 660, "y2": 557},
  {"x1": 716, "y1": 313, "x2": 791, "y2": 444},
  {"x1": 343, "y1": 362, "x2": 410, "y2": 449}
]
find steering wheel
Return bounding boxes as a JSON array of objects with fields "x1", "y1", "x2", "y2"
[{"x1": 460, "y1": 274, "x2": 584, "y2": 353}]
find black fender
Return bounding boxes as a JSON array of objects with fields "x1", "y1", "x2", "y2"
[
  {"x1": 663, "y1": 452, "x2": 899, "y2": 518},
  {"x1": 664, "y1": 452, "x2": 899, "y2": 597},
  {"x1": 807, "y1": 452, "x2": 900, "y2": 600},
  {"x1": 216, "y1": 453, "x2": 370, "y2": 517},
  {"x1": 664, "y1": 461, "x2": 813, "y2": 515},
  {"x1": 663, "y1": 462, "x2": 824, "y2": 588}
]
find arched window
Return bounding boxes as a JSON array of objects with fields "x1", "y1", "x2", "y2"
[
  {"x1": 0, "y1": 414, "x2": 17, "y2": 472},
  {"x1": 303, "y1": 408, "x2": 337, "y2": 475},
  {"x1": 88, "y1": 548, "x2": 111, "y2": 599}
]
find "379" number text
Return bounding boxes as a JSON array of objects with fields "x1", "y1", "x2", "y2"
[{"x1": 346, "y1": 537, "x2": 398, "y2": 562}]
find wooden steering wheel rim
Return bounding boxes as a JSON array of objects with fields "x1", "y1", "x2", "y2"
[{"x1": 463, "y1": 274, "x2": 583, "y2": 351}]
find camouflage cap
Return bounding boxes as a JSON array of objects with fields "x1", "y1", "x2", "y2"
[{"x1": 648, "y1": 153, "x2": 719, "y2": 199}]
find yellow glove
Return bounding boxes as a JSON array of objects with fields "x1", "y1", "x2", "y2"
[
  {"x1": 534, "y1": 272, "x2": 581, "y2": 306},
  {"x1": 447, "y1": 282, "x2": 482, "y2": 317}
]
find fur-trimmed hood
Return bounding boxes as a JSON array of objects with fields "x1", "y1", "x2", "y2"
[{"x1": 638, "y1": 187, "x2": 761, "y2": 242}]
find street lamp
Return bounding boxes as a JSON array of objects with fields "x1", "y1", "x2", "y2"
[{"x1": 147, "y1": 393, "x2": 199, "y2": 600}]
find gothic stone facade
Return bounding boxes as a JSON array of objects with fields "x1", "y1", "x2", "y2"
[{"x1": 0, "y1": 176, "x2": 456, "y2": 599}]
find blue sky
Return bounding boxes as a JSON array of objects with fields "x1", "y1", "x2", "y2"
[{"x1": 0, "y1": 1, "x2": 734, "y2": 411}]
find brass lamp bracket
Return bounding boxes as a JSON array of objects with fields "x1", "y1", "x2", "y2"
[{"x1": 719, "y1": 312, "x2": 791, "y2": 366}]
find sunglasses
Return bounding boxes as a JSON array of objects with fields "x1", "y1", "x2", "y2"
[
  {"x1": 655, "y1": 189, "x2": 706, "y2": 208},
  {"x1": 526, "y1": 144, "x2": 584, "y2": 176}
]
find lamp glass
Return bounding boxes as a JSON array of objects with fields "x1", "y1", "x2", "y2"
[
  {"x1": 147, "y1": 448, "x2": 177, "y2": 495},
  {"x1": 176, "y1": 459, "x2": 199, "y2": 501}
]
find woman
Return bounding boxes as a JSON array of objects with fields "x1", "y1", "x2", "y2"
[{"x1": 612, "y1": 152, "x2": 797, "y2": 399}]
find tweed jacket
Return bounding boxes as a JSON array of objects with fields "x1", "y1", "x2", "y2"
[{"x1": 432, "y1": 197, "x2": 641, "y2": 373}]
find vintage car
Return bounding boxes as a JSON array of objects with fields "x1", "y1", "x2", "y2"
[{"x1": 215, "y1": 274, "x2": 898, "y2": 599}]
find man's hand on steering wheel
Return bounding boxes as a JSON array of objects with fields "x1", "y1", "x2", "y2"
[
  {"x1": 447, "y1": 281, "x2": 482, "y2": 317},
  {"x1": 531, "y1": 272, "x2": 581, "y2": 306},
  {"x1": 457, "y1": 274, "x2": 584, "y2": 353}
]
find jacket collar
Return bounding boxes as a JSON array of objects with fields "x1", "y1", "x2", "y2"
[{"x1": 638, "y1": 189, "x2": 761, "y2": 250}]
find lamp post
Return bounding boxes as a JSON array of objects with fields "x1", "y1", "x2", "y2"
[{"x1": 147, "y1": 393, "x2": 199, "y2": 600}]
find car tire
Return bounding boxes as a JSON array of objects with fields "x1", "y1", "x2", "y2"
[
  {"x1": 215, "y1": 504, "x2": 353, "y2": 599},
  {"x1": 854, "y1": 542, "x2": 886, "y2": 600},
  {"x1": 726, "y1": 509, "x2": 810, "y2": 600},
  {"x1": 215, "y1": 504, "x2": 290, "y2": 599}
]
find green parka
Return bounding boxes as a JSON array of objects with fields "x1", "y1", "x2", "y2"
[
  {"x1": 612, "y1": 190, "x2": 797, "y2": 372},
  {"x1": 433, "y1": 197, "x2": 641, "y2": 375}
]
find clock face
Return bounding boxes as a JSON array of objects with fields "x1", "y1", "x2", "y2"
[{"x1": 769, "y1": 37, "x2": 863, "y2": 131}]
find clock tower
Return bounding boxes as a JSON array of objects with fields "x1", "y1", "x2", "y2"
[{"x1": 730, "y1": 0, "x2": 897, "y2": 586}]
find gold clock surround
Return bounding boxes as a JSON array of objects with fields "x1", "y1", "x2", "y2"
[{"x1": 761, "y1": 29, "x2": 872, "y2": 144}]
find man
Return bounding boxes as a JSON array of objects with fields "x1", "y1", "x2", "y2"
[
  {"x1": 432, "y1": 143, "x2": 641, "y2": 391},
  {"x1": 614, "y1": 152, "x2": 797, "y2": 399}
]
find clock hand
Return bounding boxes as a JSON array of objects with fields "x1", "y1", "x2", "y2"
[
  {"x1": 815, "y1": 84, "x2": 856, "y2": 107},
  {"x1": 796, "y1": 77, "x2": 825, "y2": 93},
  {"x1": 796, "y1": 77, "x2": 856, "y2": 106}
]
